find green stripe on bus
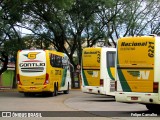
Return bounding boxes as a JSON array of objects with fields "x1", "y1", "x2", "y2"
[
  {"x1": 82, "y1": 70, "x2": 89, "y2": 86},
  {"x1": 117, "y1": 54, "x2": 131, "y2": 92},
  {"x1": 107, "y1": 67, "x2": 115, "y2": 80},
  {"x1": 61, "y1": 69, "x2": 67, "y2": 87}
]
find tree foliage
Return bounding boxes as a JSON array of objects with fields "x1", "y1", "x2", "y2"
[
  {"x1": 0, "y1": 51, "x2": 8, "y2": 75},
  {"x1": 0, "y1": 0, "x2": 159, "y2": 67}
]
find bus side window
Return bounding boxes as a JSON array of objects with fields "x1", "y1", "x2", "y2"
[
  {"x1": 50, "y1": 54, "x2": 62, "y2": 68},
  {"x1": 62, "y1": 56, "x2": 68, "y2": 69},
  {"x1": 107, "y1": 52, "x2": 116, "y2": 67},
  {"x1": 50, "y1": 53, "x2": 54, "y2": 67}
]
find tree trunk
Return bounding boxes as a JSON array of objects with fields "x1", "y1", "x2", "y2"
[{"x1": 0, "y1": 51, "x2": 8, "y2": 75}]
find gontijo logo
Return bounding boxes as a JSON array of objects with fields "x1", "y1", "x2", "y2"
[
  {"x1": 19, "y1": 52, "x2": 45, "y2": 68},
  {"x1": 24, "y1": 52, "x2": 40, "y2": 59}
]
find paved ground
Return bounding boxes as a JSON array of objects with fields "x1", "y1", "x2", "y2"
[{"x1": 0, "y1": 89, "x2": 159, "y2": 120}]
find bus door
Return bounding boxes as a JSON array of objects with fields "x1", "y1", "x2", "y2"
[{"x1": 106, "y1": 51, "x2": 116, "y2": 92}]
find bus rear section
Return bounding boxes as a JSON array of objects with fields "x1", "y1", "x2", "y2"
[
  {"x1": 17, "y1": 49, "x2": 48, "y2": 94},
  {"x1": 115, "y1": 36, "x2": 160, "y2": 110},
  {"x1": 17, "y1": 49, "x2": 71, "y2": 96},
  {"x1": 81, "y1": 47, "x2": 101, "y2": 94},
  {"x1": 81, "y1": 47, "x2": 116, "y2": 96}
]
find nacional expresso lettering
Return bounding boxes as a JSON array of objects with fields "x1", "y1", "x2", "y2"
[
  {"x1": 121, "y1": 42, "x2": 147, "y2": 46},
  {"x1": 84, "y1": 51, "x2": 99, "y2": 54},
  {"x1": 19, "y1": 63, "x2": 45, "y2": 67}
]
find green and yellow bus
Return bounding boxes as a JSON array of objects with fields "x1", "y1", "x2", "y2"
[
  {"x1": 81, "y1": 47, "x2": 116, "y2": 96},
  {"x1": 16, "y1": 49, "x2": 72, "y2": 96},
  {"x1": 115, "y1": 35, "x2": 160, "y2": 111}
]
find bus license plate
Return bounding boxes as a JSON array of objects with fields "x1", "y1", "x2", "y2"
[
  {"x1": 30, "y1": 87, "x2": 36, "y2": 90},
  {"x1": 131, "y1": 97, "x2": 138, "y2": 100}
]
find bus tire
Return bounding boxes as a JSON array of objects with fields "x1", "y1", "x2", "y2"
[
  {"x1": 24, "y1": 93, "x2": 29, "y2": 97},
  {"x1": 63, "y1": 83, "x2": 69, "y2": 94},
  {"x1": 53, "y1": 83, "x2": 58, "y2": 96},
  {"x1": 24, "y1": 92, "x2": 35, "y2": 97},
  {"x1": 146, "y1": 104, "x2": 160, "y2": 111}
]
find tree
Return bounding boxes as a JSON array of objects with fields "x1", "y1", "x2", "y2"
[
  {"x1": 1, "y1": 0, "x2": 159, "y2": 67},
  {"x1": 110, "y1": 0, "x2": 160, "y2": 39},
  {"x1": 0, "y1": 51, "x2": 8, "y2": 75},
  {"x1": 0, "y1": 0, "x2": 25, "y2": 80},
  {"x1": 0, "y1": 0, "x2": 25, "y2": 75},
  {"x1": 17, "y1": 0, "x2": 77, "y2": 65},
  {"x1": 65, "y1": 0, "x2": 106, "y2": 64},
  {"x1": 19, "y1": 0, "x2": 116, "y2": 65},
  {"x1": 0, "y1": 0, "x2": 24, "y2": 45}
]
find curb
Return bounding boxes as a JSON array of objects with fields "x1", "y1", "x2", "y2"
[
  {"x1": 0, "y1": 88, "x2": 81, "y2": 92},
  {"x1": 0, "y1": 88, "x2": 17, "y2": 92}
]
